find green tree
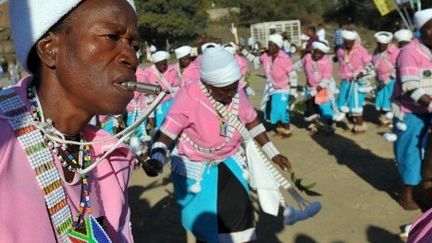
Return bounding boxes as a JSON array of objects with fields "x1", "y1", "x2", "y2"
[{"x1": 135, "y1": 0, "x2": 209, "y2": 49}]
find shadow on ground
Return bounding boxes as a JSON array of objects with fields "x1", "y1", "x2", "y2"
[
  {"x1": 128, "y1": 178, "x2": 187, "y2": 243},
  {"x1": 311, "y1": 131, "x2": 401, "y2": 202}
]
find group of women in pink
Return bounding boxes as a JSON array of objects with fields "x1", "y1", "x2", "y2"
[{"x1": 3, "y1": 0, "x2": 432, "y2": 242}]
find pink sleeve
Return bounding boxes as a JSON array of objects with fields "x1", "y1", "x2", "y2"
[
  {"x1": 398, "y1": 48, "x2": 420, "y2": 90},
  {"x1": 361, "y1": 46, "x2": 372, "y2": 64},
  {"x1": 239, "y1": 89, "x2": 257, "y2": 124},
  {"x1": 283, "y1": 56, "x2": 294, "y2": 73},
  {"x1": 160, "y1": 89, "x2": 191, "y2": 139},
  {"x1": 390, "y1": 47, "x2": 400, "y2": 65},
  {"x1": 322, "y1": 57, "x2": 333, "y2": 80},
  {"x1": 166, "y1": 66, "x2": 181, "y2": 86},
  {"x1": 135, "y1": 67, "x2": 146, "y2": 82}
]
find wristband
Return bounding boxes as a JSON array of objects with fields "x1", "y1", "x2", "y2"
[
  {"x1": 262, "y1": 142, "x2": 280, "y2": 159},
  {"x1": 410, "y1": 88, "x2": 427, "y2": 103},
  {"x1": 428, "y1": 102, "x2": 432, "y2": 113},
  {"x1": 150, "y1": 142, "x2": 168, "y2": 166},
  {"x1": 249, "y1": 124, "x2": 266, "y2": 138}
]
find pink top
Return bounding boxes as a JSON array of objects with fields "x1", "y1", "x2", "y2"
[
  {"x1": 372, "y1": 44, "x2": 399, "y2": 82},
  {"x1": 127, "y1": 66, "x2": 150, "y2": 112},
  {"x1": 298, "y1": 53, "x2": 333, "y2": 88},
  {"x1": 235, "y1": 54, "x2": 249, "y2": 89},
  {"x1": 408, "y1": 208, "x2": 432, "y2": 243},
  {"x1": 259, "y1": 51, "x2": 294, "y2": 89},
  {"x1": 397, "y1": 38, "x2": 432, "y2": 114},
  {"x1": 337, "y1": 43, "x2": 372, "y2": 80},
  {"x1": 136, "y1": 64, "x2": 181, "y2": 103},
  {"x1": 160, "y1": 81, "x2": 257, "y2": 161},
  {"x1": 0, "y1": 78, "x2": 135, "y2": 243},
  {"x1": 172, "y1": 61, "x2": 201, "y2": 87}
]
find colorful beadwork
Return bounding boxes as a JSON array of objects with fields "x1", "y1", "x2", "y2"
[
  {"x1": 0, "y1": 87, "x2": 73, "y2": 243},
  {"x1": 0, "y1": 86, "x2": 112, "y2": 243}
]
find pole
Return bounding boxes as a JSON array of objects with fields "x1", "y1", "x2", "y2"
[{"x1": 393, "y1": 0, "x2": 414, "y2": 30}]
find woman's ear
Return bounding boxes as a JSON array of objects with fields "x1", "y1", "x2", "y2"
[{"x1": 35, "y1": 32, "x2": 59, "y2": 69}]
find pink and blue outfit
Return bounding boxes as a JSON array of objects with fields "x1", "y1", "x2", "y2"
[
  {"x1": 159, "y1": 81, "x2": 258, "y2": 242},
  {"x1": 372, "y1": 44, "x2": 400, "y2": 111},
  {"x1": 394, "y1": 38, "x2": 432, "y2": 186},
  {"x1": 295, "y1": 53, "x2": 334, "y2": 122},
  {"x1": 336, "y1": 43, "x2": 373, "y2": 115}
]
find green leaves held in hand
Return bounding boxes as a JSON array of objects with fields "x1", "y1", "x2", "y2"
[{"x1": 291, "y1": 172, "x2": 322, "y2": 196}]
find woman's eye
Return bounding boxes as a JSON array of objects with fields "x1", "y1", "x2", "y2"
[{"x1": 106, "y1": 34, "x2": 120, "y2": 41}]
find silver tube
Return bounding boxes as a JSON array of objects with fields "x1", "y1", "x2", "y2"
[{"x1": 121, "y1": 82, "x2": 163, "y2": 95}]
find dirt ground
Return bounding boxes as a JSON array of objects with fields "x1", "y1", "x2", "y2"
[{"x1": 127, "y1": 61, "x2": 422, "y2": 243}]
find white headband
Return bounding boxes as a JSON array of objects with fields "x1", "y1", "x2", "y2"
[
  {"x1": 152, "y1": 51, "x2": 170, "y2": 63},
  {"x1": 200, "y1": 47, "x2": 241, "y2": 88},
  {"x1": 312, "y1": 41, "x2": 330, "y2": 53},
  {"x1": 268, "y1": 34, "x2": 283, "y2": 48},
  {"x1": 341, "y1": 30, "x2": 357, "y2": 41},
  {"x1": 374, "y1": 31, "x2": 393, "y2": 44},
  {"x1": 394, "y1": 29, "x2": 413, "y2": 43},
  {"x1": 175, "y1": 45, "x2": 192, "y2": 59},
  {"x1": 414, "y1": 8, "x2": 432, "y2": 30},
  {"x1": 9, "y1": 0, "x2": 136, "y2": 73}
]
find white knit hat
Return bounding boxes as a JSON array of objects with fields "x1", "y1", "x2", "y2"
[
  {"x1": 374, "y1": 31, "x2": 393, "y2": 44},
  {"x1": 394, "y1": 29, "x2": 413, "y2": 43},
  {"x1": 9, "y1": 0, "x2": 136, "y2": 74},
  {"x1": 268, "y1": 34, "x2": 283, "y2": 48},
  {"x1": 341, "y1": 30, "x2": 357, "y2": 41},
  {"x1": 175, "y1": 45, "x2": 192, "y2": 59},
  {"x1": 200, "y1": 46, "x2": 241, "y2": 88},
  {"x1": 151, "y1": 51, "x2": 170, "y2": 63},
  {"x1": 312, "y1": 41, "x2": 330, "y2": 53},
  {"x1": 414, "y1": 8, "x2": 432, "y2": 30}
]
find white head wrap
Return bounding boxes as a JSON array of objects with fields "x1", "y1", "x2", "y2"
[
  {"x1": 269, "y1": 24, "x2": 277, "y2": 30},
  {"x1": 174, "y1": 45, "x2": 192, "y2": 59},
  {"x1": 151, "y1": 51, "x2": 170, "y2": 63},
  {"x1": 268, "y1": 34, "x2": 283, "y2": 48},
  {"x1": 374, "y1": 31, "x2": 393, "y2": 44},
  {"x1": 312, "y1": 41, "x2": 330, "y2": 53},
  {"x1": 200, "y1": 47, "x2": 241, "y2": 88},
  {"x1": 201, "y1": 42, "x2": 220, "y2": 53},
  {"x1": 414, "y1": 9, "x2": 432, "y2": 30},
  {"x1": 341, "y1": 30, "x2": 357, "y2": 41},
  {"x1": 149, "y1": 45, "x2": 157, "y2": 53},
  {"x1": 223, "y1": 42, "x2": 237, "y2": 55},
  {"x1": 394, "y1": 29, "x2": 413, "y2": 43},
  {"x1": 9, "y1": 0, "x2": 136, "y2": 73}
]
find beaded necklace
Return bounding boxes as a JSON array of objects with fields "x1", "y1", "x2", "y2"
[
  {"x1": 28, "y1": 86, "x2": 112, "y2": 242},
  {"x1": 0, "y1": 83, "x2": 112, "y2": 242},
  {"x1": 179, "y1": 82, "x2": 239, "y2": 154}
]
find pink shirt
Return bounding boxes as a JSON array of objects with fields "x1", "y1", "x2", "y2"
[
  {"x1": 372, "y1": 44, "x2": 399, "y2": 82},
  {"x1": 0, "y1": 78, "x2": 135, "y2": 243},
  {"x1": 127, "y1": 66, "x2": 150, "y2": 112},
  {"x1": 160, "y1": 81, "x2": 257, "y2": 161},
  {"x1": 397, "y1": 38, "x2": 432, "y2": 114},
  {"x1": 337, "y1": 43, "x2": 372, "y2": 80},
  {"x1": 236, "y1": 54, "x2": 249, "y2": 89},
  {"x1": 408, "y1": 208, "x2": 432, "y2": 243},
  {"x1": 172, "y1": 61, "x2": 201, "y2": 87},
  {"x1": 259, "y1": 51, "x2": 294, "y2": 89},
  {"x1": 298, "y1": 53, "x2": 333, "y2": 88},
  {"x1": 136, "y1": 64, "x2": 181, "y2": 103}
]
